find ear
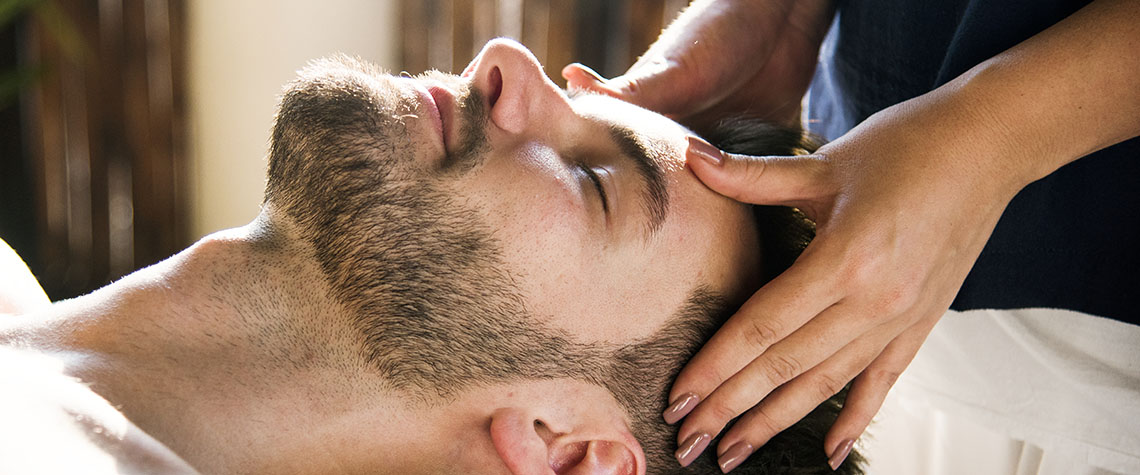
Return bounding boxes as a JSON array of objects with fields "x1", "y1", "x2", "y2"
[{"x1": 489, "y1": 408, "x2": 645, "y2": 475}]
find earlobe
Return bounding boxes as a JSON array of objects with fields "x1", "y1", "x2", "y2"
[{"x1": 555, "y1": 440, "x2": 638, "y2": 475}]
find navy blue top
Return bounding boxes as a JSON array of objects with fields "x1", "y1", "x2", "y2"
[{"x1": 806, "y1": 0, "x2": 1140, "y2": 325}]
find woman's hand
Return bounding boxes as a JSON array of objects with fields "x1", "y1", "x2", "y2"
[
  {"x1": 667, "y1": 90, "x2": 1033, "y2": 471},
  {"x1": 568, "y1": 0, "x2": 1140, "y2": 471},
  {"x1": 562, "y1": 0, "x2": 834, "y2": 131}
]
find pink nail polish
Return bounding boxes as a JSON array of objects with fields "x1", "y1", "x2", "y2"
[
  {"x1": 718, "y1": 442, "x2": 753, "y2": 473},
  {"x1": 828, "y1": 439, "x2": 854, "y2": 470},
  {"x1": 663, "y1": 393, "x2": 699, "y2": 424},
  {"x1": 675, "y1": 432, "x2": 711, "y2": 467},
  {"x1": 687, "y1": 136, "x2": 723, "y2": 166}
]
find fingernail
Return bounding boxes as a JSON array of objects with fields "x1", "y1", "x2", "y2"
[
  {"x1": 687, "y1": 136, "x2": 723, "y2": 166},
  {"x1": 574, "y1": 63, "x2": 606, "y2": 83},
  {"x1": 828, "y1": 439, "x2": 854, "y2": 471},
  {"x1": 718, "y1": 442, "x2": 754, "y2": 473},
  {"x1": 663, "y1": 393, "x2": 699, "y2": 424},
  {"x1": 675, "y1": 432, "x2": 711, "y2": 467}
]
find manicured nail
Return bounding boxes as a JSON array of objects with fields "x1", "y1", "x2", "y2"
[
  {"x1": 687, "y1": 136, "x2": 723, "y2": 166},
  {"x1": 573, "y1": 63, "x2": 606, "y2": 83},
  {"x1": 717, "y1": 442, "x2": 754, "y2": 473},
  {"x1": 828, "y1": 439, "x2": 854, "y2": 471},
  {"x1": 675, "y1": 432, "x2": 711, "y2": 467},
  {"x1": 663, "y1": 393, "x2": 699, "y2": 424}
]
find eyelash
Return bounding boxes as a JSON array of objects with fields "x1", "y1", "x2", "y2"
[{"x1": 579, "y1": 164, "x2": 609, "y2": 214}]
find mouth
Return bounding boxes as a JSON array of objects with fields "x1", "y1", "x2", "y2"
[
  {"x1": 406, "y1": 79, "x2": 447, "y2": 158},
  {"x1": 426, "y1": 83, "x2": 458, "y2": 158},
  {"x1": 408, "y1": 77, "x2": 462, "y2": 163}
]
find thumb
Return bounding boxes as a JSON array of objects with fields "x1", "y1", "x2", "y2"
[
  {"x1": 561, "y1": 62, "x2": 687, "y2": 115},
  {"x1": 686, "y1": 136, "x2": 831, "y2": 206}
]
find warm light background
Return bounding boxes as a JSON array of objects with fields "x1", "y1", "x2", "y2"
[{"x1": 186, "y1": 0, "x2": 400, "y2": 239}]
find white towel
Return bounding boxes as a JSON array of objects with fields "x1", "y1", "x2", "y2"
[{"x1": 861, "y1": 308, "x2": 1140, "y2": 475}]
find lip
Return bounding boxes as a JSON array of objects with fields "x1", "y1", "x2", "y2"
[
  {"x1": 407, "y1": 80, "x2": 446, "y2": 156},
  {"x1": 426, "y1": 84, "x2": 457, "y2": 157}
]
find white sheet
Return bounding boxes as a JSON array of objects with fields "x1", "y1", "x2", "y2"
[{"x1": 861, "y1": 308, "x2": 1140, "y2": 474}]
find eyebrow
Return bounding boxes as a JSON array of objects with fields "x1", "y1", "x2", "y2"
[{"x1": 605, "y1": 123, "x2": 669, "y2": 238}]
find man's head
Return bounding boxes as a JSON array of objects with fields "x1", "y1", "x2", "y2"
[{"x1": 261, "y1": 39, "x2": 858, "y2": 474}]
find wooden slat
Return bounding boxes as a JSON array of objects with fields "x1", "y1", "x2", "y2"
[
  {"x1": 471, "y1": 0, "x2": 498, "y2": 52},
  {"x1": 451, "y1": 0, "x2": 474, "y2": 73},
  {"x1": 520, "y1": 0, "x2": 549, "y2": 66},
  {"x1": 17, "y1": 0, "x2": 186, "y2": 298},
  {"x1": 61, "y1": 0, "x2": 96, "y2": 290},
  {"x1": 142, "y1": 0, "x2": 181, "y2": 265},
  {"x1": 23, "y1": 19, "x2": 69, "y2": 295},
  {"x1": 400, "y1": 0, "x2": 430, "y2": 74},
  {"x1": 496, "y1": 0, "x2": 523, "y2": 40},
  {"x1": 426, "y1": 0, "x2": 452, "y2": 71},
  {"x1": 96, "y1": 0, "x2": 127, "y2": 277},
  {"x1": 544, "y1": 0, "x2": 574, "y2": 87},
  {"x1": 122, "y1": 0, "x2": 159, "y2": 269}
]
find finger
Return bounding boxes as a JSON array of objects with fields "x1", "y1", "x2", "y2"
[
  {"x1": 713, "y1": 335, "x2": 889, "y2": 472},
  {"x1": 686, "y1": 136, "x2": 831, "y2": 207},
  {"x1": 823, "y1": 316, "x2": 936, "y2": 464},
  {"x1": 561, "y1": 62, "x2": 686, "y2": 114},
  {"x1": 667, "y1": 253, "x2": 841, "y2": 411},
  {"x1": 561, "y1": 63, "x2": 625, "y2": 99},
  {"x1": 675, "y1": 302, "x2": 868, "y2": 447}
]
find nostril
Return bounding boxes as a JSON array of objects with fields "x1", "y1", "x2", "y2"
[{"x1": 488, "y1": 66, "x2": 503, "y2": 108}]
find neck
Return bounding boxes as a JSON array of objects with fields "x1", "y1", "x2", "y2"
[{"x1": 0, "y1": 213, "x2": 417, "y2": 472}]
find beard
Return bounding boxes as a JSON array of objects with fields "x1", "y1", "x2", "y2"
[{"x1": 263, "y1": 55, "x2": 615, "y2": 400}]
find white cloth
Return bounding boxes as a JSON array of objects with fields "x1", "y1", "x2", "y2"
[{"x1": 861, "y1": 308, "x2": 1140, "y2": 475}]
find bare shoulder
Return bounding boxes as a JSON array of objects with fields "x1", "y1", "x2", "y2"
[
  {"x1": 0, "y1": 347, "x2": 198, "y2": 474},
  {"x1": 0, "y1": 238, "x2": 50, "y2": 315}
]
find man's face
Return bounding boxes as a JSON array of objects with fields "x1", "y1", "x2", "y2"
[
  {"x1": 265, "y1": 39, "x2": 762, "y2": 473},
  {"x1": 398, "y1": 40, "x2": 761, "y2": 344}
]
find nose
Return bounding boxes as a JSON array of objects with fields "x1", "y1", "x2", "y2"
[{"x1": 465, "y1": 39, "x2": 574, "y2": 135}]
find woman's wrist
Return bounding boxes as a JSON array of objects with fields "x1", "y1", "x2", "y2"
[
  {"x1": 924, "y1": 0, "x2": 1140, "y2": 188},
  {"x1": 839, "y1": 79, "x2": 1036, "y2": 206}
]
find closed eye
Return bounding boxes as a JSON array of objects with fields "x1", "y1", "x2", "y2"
[{"x1": 579, "y1": 164, "x2": 609, "y2": 215}]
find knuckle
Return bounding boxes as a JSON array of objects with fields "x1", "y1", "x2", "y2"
[
  {"x1": 837, "y1": 254, "x2": 878, "y2": 293},
  {"x1": 877, "y1": 282, "x2": 921, "y2": 316},
  {"x1": 812, "y1": 373, "x2": 850, "y2": 400},
  {"x1": 621, "y1": 77, "x2": 645, "y2": 99},
  {"x1": 763, "y1": 353, "x2": 803, "y2": 385},
  {"x1": 741, "y1": 318, "x2": 782, "y2": 350},
  {"x1": 869, "y1": 367, "x2": 902, "y2": 390},
  {"x1": 741, "y1": 157, "x2": 769, "y2": 182},
  {"x1": 707, "y1": 401, "x2": 743, "y2": 423},
  {"x1": 744, "y1": 407, "x2": 785, "y2": 440},
  {"x1": 858, "y1": 272, "x2": 923, "y2": 318}
]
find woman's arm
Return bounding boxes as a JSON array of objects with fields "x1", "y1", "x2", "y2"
[{"x1": 672, "y1": 0, "x2": 1140, "y2": 470}]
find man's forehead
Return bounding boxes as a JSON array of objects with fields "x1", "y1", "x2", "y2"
[
  {"x1": 572, "y1": 94, "x2": 693, "y2": 172},
  {"x1": 569, "y1": 90, "x2": 687, "y2": 130}
]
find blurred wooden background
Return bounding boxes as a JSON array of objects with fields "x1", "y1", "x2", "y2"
[
  {"x1": 400, "y1": 0, "x2": 688, "y2": 84},
  {"x1": 0, "y1": 0, "x2": 687, "y2": 300},
  {"x1": 1, "y1": 0, "x2": 185, "y2": 300}
]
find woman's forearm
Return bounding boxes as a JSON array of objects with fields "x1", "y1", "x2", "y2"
[{"x1": 927, "y1": 0, "x2": 1140, "y2": 188}]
